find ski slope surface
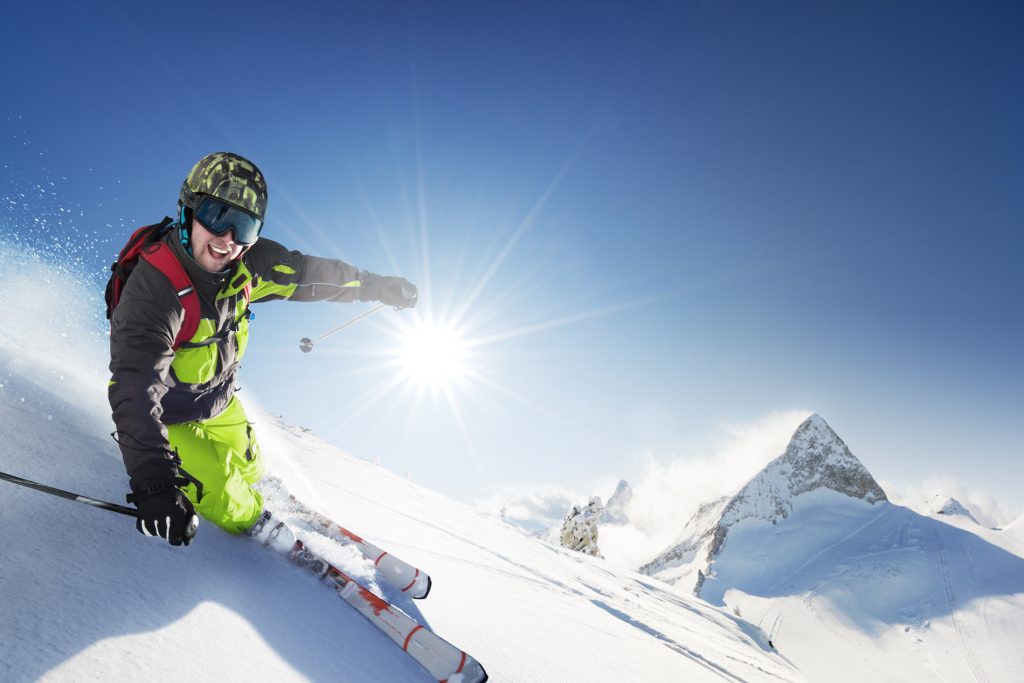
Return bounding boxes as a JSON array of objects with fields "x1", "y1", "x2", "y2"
[
  {"x1": 639, "y1": 414, "x2": 1024, "y2": 683},
  {"x1": 710, "y1": 493, "x2": 1024, "y2": 682},
  {"x1": 0, "y1": 241, "x2": 796, "y2": 682}
]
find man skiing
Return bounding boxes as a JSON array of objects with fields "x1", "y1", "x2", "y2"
[{"x1": 108, "y1": 151, "x2": 417, "y2": 546}]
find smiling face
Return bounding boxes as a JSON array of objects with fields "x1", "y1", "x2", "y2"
[{"x1": 190, "y1": 218, "x2": 248, "y2": 272}]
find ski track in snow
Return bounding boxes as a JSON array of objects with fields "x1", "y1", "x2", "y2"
[
  {"x1": 589, "y1": 600, "x2": 750, "y2": 683},
  {"x1": 930, "y1": 526, "x2": 989, "y2": 683},
  {"x1": 764, "y1": 502, "x2": 896, "y2": 595},
  {"x1": 326, "y1": 477, "x2": 600, "y2": 601}
]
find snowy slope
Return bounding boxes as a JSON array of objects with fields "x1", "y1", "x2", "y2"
[
  {"x1": 717, "y1": 495, "x2": 1024, "y2": 682},
  {"x1": 0, "y1": 241, "x2": 797, "y2": 683}
]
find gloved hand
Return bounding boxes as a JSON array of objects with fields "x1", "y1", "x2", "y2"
[
  {"x1": 360, "y1": 272, "x2": 418, "y2": 309},
  {"x1": 381, "y1": 277, "x2": 418, "y2": 309},
  {"x1": 133, "y1": 488, "x2": 199, "y2": 546}
]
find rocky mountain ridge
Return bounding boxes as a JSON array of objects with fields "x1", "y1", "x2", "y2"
[{"x1": 640, "y1": 414, "x2": 888, "y2": 594}]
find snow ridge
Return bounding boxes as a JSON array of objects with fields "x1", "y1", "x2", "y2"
[{"x1": 929, "y1": 495, "x2": 979, "y2": 524}]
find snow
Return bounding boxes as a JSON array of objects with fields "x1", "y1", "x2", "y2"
[
  {"x1": 0, "y1": 241, "x2": 796, "y2": 682},
  {"x1": 716, "y1": 497, "x2": 1024, "y2": 682}
]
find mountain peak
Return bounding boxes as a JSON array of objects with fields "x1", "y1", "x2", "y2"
[
  {"x1": 929, "y1": 495, "x2": 979, "y2": 524},
  {"x1": 600, "y1": 480, "x2": 633, "y2": 525},
  {"x1": 641, "y1": 414, "x2": 887, "y2": 593},
  {"x1": 776, "y1": 414, "x2": 887, "y2": 504}
]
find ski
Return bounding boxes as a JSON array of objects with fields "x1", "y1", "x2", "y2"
[
  {"x1": 250, "y1": 511, "x2": 487, "y2": 683},
  {"x1": 259, "y1": 475, "x2": 432, "y2": 599}
]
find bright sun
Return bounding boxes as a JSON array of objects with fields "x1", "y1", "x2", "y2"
[{"x1": 397, "y1": 321, "x2": 470, "y2": 390}]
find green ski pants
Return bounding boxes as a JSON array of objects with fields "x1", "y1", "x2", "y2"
[{"x1": 166, "y1": 396, "x2": 265, "y2": 534}]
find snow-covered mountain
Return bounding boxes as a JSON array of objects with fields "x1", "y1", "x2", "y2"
[
  {"x1": 0, "y1": 240, "x2": 795, "y2": 682},
  {"x1": 640, "y1": 414, "x2": 887, "y2": 592},
  {"x1": 928, "y1": 494, "x2": 980, "y2": 524},
  {"x1": 639, "y1": 413, "x2": 1024, "y2": 682}
]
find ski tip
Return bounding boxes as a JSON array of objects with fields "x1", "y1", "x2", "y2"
[
  {"x1": 456, "y1": 659, "x2": 487, "y2": 683},
  {"x1": 415, "y1": 575, "x2": 432, "y2": 600}
]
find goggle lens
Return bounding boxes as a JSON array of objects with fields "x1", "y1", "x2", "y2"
[{"x1": 194, "y1": 196, "x2": 263, "y2": 244}]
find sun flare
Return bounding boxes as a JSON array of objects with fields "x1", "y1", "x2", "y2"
[{"x1": 397, "y1": 321, "x2": 470, "y2": 390}]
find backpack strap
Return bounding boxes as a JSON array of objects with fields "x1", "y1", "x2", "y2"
[
  {"x1": 106, "y1": 217, "x2": 176, "y2": 321},
  {"x1": 139, "y1": 242, "x2": 200, "y2": 350}
]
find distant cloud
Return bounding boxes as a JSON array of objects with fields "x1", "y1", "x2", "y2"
[
  {"x1": 883, "y1": 476, "x2": 1022, "y2": 529},
  {"x1": 476, "y1": 484, "x2": 583, "y2": 539}
]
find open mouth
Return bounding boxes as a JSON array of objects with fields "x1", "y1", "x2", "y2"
[{"x1": 208, "y1": 244, "x2": 230, "y2": 257}]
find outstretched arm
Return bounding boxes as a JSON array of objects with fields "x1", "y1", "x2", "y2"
[{"x1": 246, "y1": 238, "x2": 417, "y2": 308}]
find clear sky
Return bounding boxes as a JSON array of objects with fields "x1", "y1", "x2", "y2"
[{"x1": 2, "y1": 1, "x2": 1021, "y2": 515}]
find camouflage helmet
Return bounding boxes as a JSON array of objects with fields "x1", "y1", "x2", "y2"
[{"x1": 179, "y1": 152, "x2": 268, "y2": 220}]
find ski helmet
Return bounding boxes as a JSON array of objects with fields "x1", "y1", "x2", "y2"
[{"x1": 179, "y1": 152, "x2": 268, "y2": 220}]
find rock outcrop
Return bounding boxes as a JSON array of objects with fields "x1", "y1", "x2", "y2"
[{"x1": 560, "y1": 497, "x2": 604, "y2": 557}]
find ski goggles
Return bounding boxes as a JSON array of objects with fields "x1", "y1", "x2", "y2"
[{"x1": 193, "y1": 195, "x2": 263, "y2": 245}]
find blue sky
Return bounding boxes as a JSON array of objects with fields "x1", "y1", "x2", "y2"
[{"x1": 2, "y1": 1, "x2": 1021, "y2": 514}]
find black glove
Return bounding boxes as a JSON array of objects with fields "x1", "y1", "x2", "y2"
[
  {"x1": 132, "y1": 488, "x2": 199, "y2": 546},
  {"x1": 382, "y1": 277, "x2": 418, "y2": 309},
  {"x1": 360, "y1": 272, "x2": 418, "y2": 309}
]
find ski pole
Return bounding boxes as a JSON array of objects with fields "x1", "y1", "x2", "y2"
[
  {"x1": 299, "y1": 302, "x2": 388, "y2": 353},
  {"x1": 0, "y1": 469, "x2": 137, "y2": 517}
]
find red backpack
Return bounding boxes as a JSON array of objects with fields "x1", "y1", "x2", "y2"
[{"x1": 105, "y1": 217, "x2": 201, "y2": 350}]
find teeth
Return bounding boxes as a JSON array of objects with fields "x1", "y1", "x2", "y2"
[{"x1": 210, "y1": 245, "x2": 229, "y2": 256}]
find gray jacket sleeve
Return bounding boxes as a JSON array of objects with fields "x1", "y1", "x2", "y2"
[
  {"x1": 246, "y1": 238, "x2": 391, "y2": 304},
  {"x1": 108, "y1": 260, "x2": 183, "y2": 492}
]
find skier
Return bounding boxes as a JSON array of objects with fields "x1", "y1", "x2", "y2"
[{"x1": 109, "y1": 152, "x2": 417, "y2": 546}]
